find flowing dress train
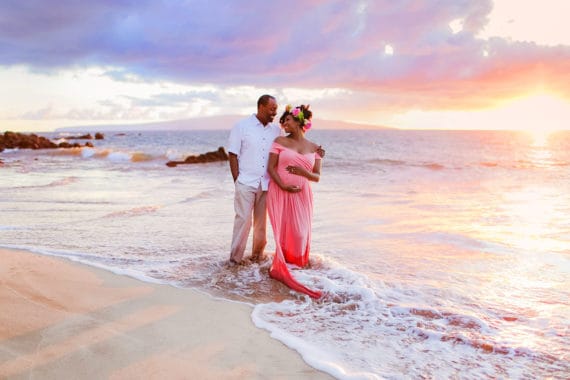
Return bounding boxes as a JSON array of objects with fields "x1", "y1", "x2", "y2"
[{"x1": 267, "y1": 142, "x2": 322, "y2": 299}]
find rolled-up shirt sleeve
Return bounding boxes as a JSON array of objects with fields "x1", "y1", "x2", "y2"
[{"x1": 227, "y1": 123, "x2": 242, "y2": 156}]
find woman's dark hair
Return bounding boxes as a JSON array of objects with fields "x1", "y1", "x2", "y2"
[
  {"x1": 279, "y1": 110, "x2": 288, "y2": 125},
  {"x1": 279, "y1": 104, "x2": 312, "y2": 127}
]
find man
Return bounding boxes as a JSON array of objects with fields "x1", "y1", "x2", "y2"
[{"x1": 227, "y1": 94, "x2": 281, "y2": 264}]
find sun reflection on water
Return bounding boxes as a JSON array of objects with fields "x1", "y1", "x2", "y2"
[
  {"x1": 527, "y1": 129, "x2": 551, "y2": 148},
  {"x1": 498, "y1": 186, "x2": 568, "y2": 253}
]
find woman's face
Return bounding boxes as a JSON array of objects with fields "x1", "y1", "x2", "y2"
[{"x1": 283, "y1": 114, "x2": 301, "y2": 133}]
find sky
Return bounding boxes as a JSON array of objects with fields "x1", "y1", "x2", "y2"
[{"x1": 0, "y1": 0, "x2": 569, "y2": 132}]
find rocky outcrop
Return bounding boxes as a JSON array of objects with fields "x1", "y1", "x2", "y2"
[
  {"x1": 66, "y1": 133, "x2": 93, "y2": 140},
  {"x1": 63, "y1": 132, "x2": 104, "y2": 140},
  {"x1": 166, "y1": 147, "x2": 229, "y2": 167},
  {"x1": 0, "y1": 131, "x2": 93, "y2": 152}
]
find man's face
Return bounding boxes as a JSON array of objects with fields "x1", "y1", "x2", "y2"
[{"x1": 261, "y1": 98, "x2": 278, "y2": 124}]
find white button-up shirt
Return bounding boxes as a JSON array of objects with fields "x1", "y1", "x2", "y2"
[{"x1": 227, "y1": 114, "x2": 282, "y2": 190}]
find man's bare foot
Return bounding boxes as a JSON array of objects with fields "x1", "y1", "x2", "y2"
[{"x1": 228, "y1": 259, "x2": 242, "y2": 267}]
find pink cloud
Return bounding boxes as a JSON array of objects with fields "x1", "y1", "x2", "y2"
[{"x1": 0, "y1": 0, "x2": 568, "y2": 113}]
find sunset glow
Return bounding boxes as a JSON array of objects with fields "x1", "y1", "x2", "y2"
[
  {"x1": 484, "y1": 93, "x2": 569, "y2": 133},
  {"x1": 387, "y1": 93, "x2": 569, "y2": 132},
  {"x1": 0, "y1": 1, "x2": 568, "y2": 132}
]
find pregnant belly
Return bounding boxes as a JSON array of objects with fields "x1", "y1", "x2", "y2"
[{"x1": 278, "y1": 168, "x2": 307, "y2": 188}]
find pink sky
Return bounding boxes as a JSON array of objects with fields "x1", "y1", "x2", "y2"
[{"x1": 0, "y1": 0, "x2": 569, "y2": 131}]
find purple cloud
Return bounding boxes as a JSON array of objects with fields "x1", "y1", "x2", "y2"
[{"x1": 1, "y1": 0, "x2": 568, "y2": 111}]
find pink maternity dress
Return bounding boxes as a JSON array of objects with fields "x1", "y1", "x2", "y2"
[{"x1": 267, "y1": 142, "x2": 322, "y2": 299}]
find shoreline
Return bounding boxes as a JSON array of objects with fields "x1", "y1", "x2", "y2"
[{"x1": 0, "y1": 247, "x2": 333, "y2": 379}]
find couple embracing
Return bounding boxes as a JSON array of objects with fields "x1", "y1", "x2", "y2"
[{"x1": 227, "y1": 94, "x2": 323, "y2": 299}]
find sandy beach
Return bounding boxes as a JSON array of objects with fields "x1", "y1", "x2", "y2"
[{"x1": 0, "y1": 248, "x2": 332, "y2": 379}]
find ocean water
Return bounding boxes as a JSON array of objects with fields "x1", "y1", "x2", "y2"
[{"x1": 1, "y1": 129, "x2": 569, "y2": 379}]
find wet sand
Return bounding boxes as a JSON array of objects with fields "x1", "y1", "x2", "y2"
[{"x1": 0, "y1": 248, "x2": 332, "y2": 379}]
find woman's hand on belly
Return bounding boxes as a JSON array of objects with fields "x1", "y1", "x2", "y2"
[
  {"x1": 278, "y1": 167, "x2": 305, "y2": 186},
  {"x1": 283, "y1": 185, "x2": 302, "y2": 193},
  {"x1": 286, "y1": 165, "x2": 308, "y2": 177}
]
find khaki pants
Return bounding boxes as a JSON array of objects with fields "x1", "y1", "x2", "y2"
[{"x1": 230, "y1": 181, "x2": 267, "y2": 262}]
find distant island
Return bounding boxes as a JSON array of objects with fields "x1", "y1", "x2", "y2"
[{"x1": 55, "y1": 115, "x2": 393, "y2": 132}]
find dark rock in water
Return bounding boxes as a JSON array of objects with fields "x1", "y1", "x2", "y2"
[
  {"x1": 1, "y1": 131, "x2": 57, "y2": 151},
  {"x1": 166, "y1": 147, "x2": 229, "y2": 167},
  {"x1": 66, "y1": 133, "x2": 93, "y2": 140},
  {"x1": 57, "y1": 132, "x2": 103, "y2": 140},
  {"x1": 0, "y1": 131, "x2": 92, "y2": 152},
  {"x1": 57, "y1": 141, "x2": 83, "y2": 148}
]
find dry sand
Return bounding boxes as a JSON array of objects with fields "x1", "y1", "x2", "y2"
[{"x1": 0, "y1": 248, "x2": 332, "y2": 379}]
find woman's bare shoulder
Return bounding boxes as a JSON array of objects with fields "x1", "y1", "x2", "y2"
[
  {"x1": 307, "y1": 140, "x2": 320, "y2": 152},
  {"x1": 274, "y1": 136, "x2": 290, "y2": 145}
]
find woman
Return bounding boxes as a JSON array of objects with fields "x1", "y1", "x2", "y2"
[{"x1": 266, "y1": 104, "x2": 322, "y2": 299}]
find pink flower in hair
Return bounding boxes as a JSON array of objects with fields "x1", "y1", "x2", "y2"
[{"x1": 304, "y1": 121, "x2": 312, "y2": 130}]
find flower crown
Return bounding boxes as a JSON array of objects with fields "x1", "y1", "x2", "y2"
[{"x1": 285, "y1": 104, "x2": 312, "y2": 130}]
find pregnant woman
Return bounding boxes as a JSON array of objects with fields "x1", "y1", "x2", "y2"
[{"x1": 266, "y1": 104, "x2": 323, "y2": 299}]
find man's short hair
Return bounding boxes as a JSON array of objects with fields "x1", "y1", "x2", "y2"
[{"x1": 257, "y1": 94, "x2": 275, "y2": 108}]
